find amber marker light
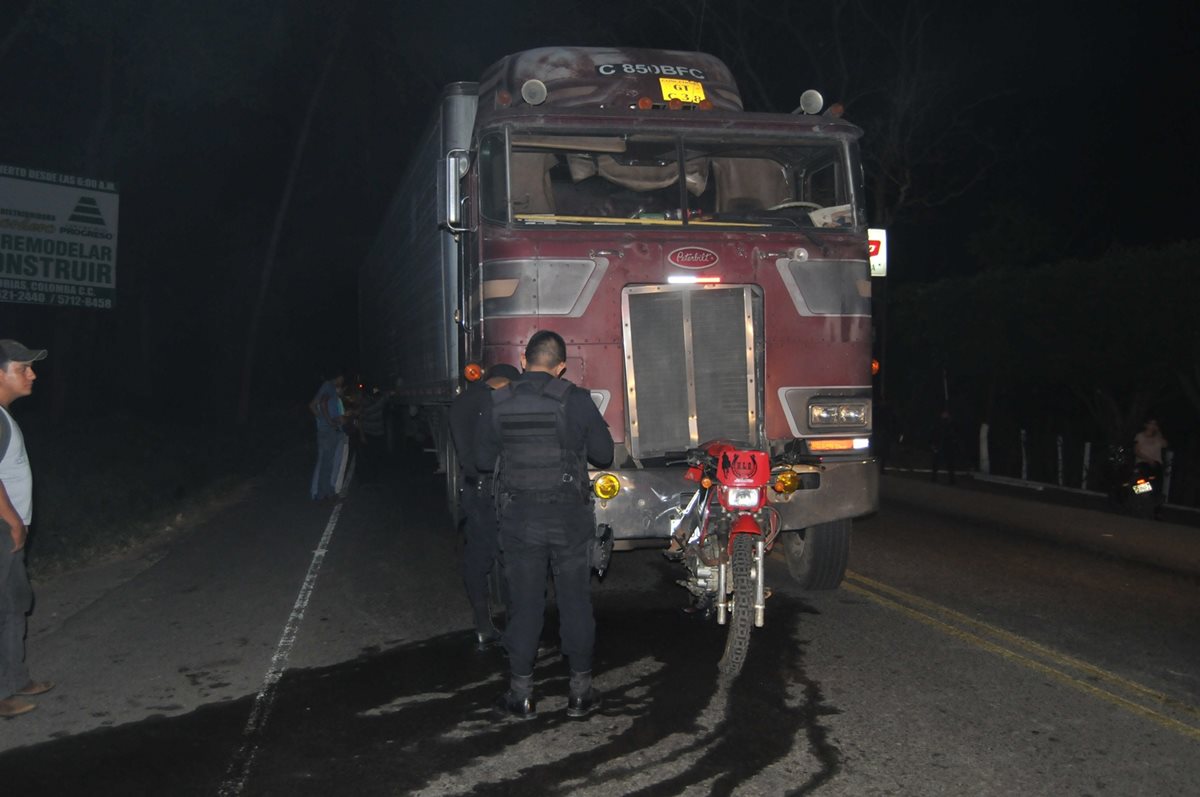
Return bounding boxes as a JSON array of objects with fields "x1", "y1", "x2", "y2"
[
  {"x1": 668, "y1": 98, "x2": 683, "y2": 111},
  {"x1": 701, "y1": 476, "x2": 713, "y2": 488},
  {"x1": 871, "y1": 358, "x2": 881, "y2": 376},
  {"x1": 593, "y1": 473, "x2": 621, "y2": 500},
  {"x1": 773, "y1": 471, "x2": 801, "y2": 493},
  {"x1": 809, "y1": 439, "x2": 857, "y2": 452},
  {"x1": 698, "y1": 99, "x2": 714, "y2": 110},
  {"x1": 463, "y1": 363, "x2": 483, "y2": 382},
  {"x1": 637, "y1": 96, "x2": 654, "y2": 110}
]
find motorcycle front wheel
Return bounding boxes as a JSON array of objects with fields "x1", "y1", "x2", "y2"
[{"x1": 719, "y1": 534, "x2": 756, "y2": 677}]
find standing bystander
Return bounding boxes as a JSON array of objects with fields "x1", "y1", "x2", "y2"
[
  {"x1": 309, "y1": 371, "x2": 346, "y2": 501},
  {"x1": 356, "y1": 386, "x2": 388, "y2": 484},
  {"x1": 0, "y1": 340, "x2": 55, "y2": 719}
]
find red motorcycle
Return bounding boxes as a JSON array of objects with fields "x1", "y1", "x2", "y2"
[{"x1": 670, "y1": 440, "x2": 781, "y2": 676}]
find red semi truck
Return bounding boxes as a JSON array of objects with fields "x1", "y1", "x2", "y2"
[{"x1": 361, "y1": 47, "x2": 881, "y2": 592}]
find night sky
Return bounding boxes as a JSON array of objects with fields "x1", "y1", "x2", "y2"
[{"x1": 0, "y1": 0, "x2": 1195, "y2": 417}]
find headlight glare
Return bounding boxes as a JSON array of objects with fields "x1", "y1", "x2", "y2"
[
  {"x1": 724, "y1": 487, "x2": 761, "y2": 508},
  {"x1": 809, "y1": 401, "x2": 869, "y2": 427}
]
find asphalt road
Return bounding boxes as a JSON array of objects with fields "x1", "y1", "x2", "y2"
[{"x1": 1, "y1": 449, "x2": 1198, "y2": 795}]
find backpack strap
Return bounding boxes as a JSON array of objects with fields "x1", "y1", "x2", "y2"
[{"x1": 0, "y1": 408, "x2": 11, "y2": 462}]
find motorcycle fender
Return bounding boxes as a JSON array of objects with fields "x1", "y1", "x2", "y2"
[{"x1": 727, "y1": 514, "x2": 762, "y2": 554}]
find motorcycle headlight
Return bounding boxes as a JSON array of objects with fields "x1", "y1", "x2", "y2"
[
  {"x1": 723, "y1": 487, "x2": 762, "y2": 508},
  {"x1": 809, "y1": 400, "x2": 870, "y2": 427}
]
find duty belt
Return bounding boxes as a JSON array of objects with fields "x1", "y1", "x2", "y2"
[{"x1": 506, "y1": 488, "x2": 587, "y2": 505}]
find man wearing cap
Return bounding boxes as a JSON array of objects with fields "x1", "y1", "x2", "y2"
[
  {"x1": 449, "y1": 362, "x2": 520, "y2": 650},
  {"x1": 0, "y1": 340, "x2": 55, "y2": 719}
]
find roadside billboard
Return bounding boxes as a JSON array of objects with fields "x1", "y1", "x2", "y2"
[{"x1": 0, "y1": 163, "x2": 119, "y2": 309}]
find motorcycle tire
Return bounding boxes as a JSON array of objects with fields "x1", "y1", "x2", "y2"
[{"x1": 718, "y1": 533, "x2": 755, "y2": 677}]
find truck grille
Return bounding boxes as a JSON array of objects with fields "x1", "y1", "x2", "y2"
[{"x1": 622, "y1": 285, "x2": 763, "y2": 459}]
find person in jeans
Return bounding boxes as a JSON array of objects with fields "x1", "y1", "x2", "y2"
[
  {"x1": 309, "y1": 371, "x2": 346, "y2": 501},
  {"x1": 0, "y1": 339, "x2": 55, "y2": 719}
]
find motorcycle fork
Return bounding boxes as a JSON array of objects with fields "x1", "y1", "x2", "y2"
[
  {"x1": 716, "y1": 558, "x2": 728, "y2": 625},
  {"x1": 716, "y1": 529, "x2": 767, "y2": 629},
  {"x1": 754, "y1": 536, "x2": 766, "y2": 627}
]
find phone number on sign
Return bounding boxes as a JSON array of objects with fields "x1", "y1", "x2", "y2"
[
  {"x1": 0, "y1": 289, "x2": 112, "y2": 308},
  {"x1": 54, "y1": 294, "x2": 113, "y2": 308},
  {"x1": 0, "y1": 289, "x2": 46, "y2": 304}
]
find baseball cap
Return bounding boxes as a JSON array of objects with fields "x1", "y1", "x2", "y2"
[
  {"x1": 0, "y1": 340, "x2": 49, "y2": 364},
  {"x1": 486, "y1": 363, "x2": 520, "y2": 381}
]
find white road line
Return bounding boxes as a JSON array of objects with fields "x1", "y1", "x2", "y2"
[{"x1": 218, "y1": 500, "x2": 344, "y2": 796}]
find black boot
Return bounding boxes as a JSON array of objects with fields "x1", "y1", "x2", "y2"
[
  {"x1": 475, "y1": 625, "x2": 502, "y2": 651},
  {"x1": 495, "y1": 673, "x2": 536, "y2": 720},
  {"x1": 566, "y1": 670, "x2": 600, "y2": 718}
]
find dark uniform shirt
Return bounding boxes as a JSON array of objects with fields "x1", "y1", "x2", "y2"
[
  {"x1": 475, "y1": 371, "x2": 614, "y2": 477},
  {"x1": 449, "y1": 382, "x2": 494, "y2": 480}
]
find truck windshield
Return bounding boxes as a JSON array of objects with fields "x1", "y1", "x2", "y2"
[{"x1": 479, "y1": 131, "x2": 859, "y2": 230}]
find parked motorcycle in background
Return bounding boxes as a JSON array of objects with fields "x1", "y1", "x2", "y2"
[{"x1": 1104, "y1": 444, "x2": 1161, "y2": 520}]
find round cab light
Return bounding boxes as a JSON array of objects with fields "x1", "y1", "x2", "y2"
[
  {"x1": 463, "y1": 363, "x2": 483, "y2": 382},
  {"x1": 593, "y1": 473, "x2": 621, "y2": 500},
  {"x1": 637, "y1": 96, "x2": 654, "y2": 110},
  {"x1": 698, "y1": 99, "x2": 714, "y2": 111},
  {"x1": 521, "y1": 79, "x2": 548, "y2": 106},
  {"x1": 668, "y1": 98, "x2": 683, "y2": 111}
]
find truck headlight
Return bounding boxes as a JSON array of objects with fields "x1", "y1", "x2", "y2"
[{"x1": 809, "y1": 401, "x2": 869, "y2": 427}]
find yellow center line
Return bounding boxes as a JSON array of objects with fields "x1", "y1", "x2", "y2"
[
  {"x1": 845, "y1": 571, "x2": 1199, "y2": 718},
  {"x1": 841, "y1": 574, "x2": 1200, "y2": 743}
]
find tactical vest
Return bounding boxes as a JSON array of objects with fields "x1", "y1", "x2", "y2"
[{"x1": 491, "y1": 377, "x2": 587, "y2": 499}]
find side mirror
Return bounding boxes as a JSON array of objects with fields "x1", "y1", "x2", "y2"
[{"x1": 438, "y1": 149, "x2": 470, "y2": 232}]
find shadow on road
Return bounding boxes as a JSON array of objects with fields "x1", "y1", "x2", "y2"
[{"x1": 2, "y1": 581, "x2": 843, "y2": 796}]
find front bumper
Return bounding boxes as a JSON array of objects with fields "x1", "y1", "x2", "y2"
[{"x1": 591, "y1": 458, "x2": 878, "y2": 540}]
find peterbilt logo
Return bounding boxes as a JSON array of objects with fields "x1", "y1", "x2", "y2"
[{"x1": 667, "y1": 246, "x2": 719, "y2": 269}]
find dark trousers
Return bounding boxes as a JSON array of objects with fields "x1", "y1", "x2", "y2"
[
  {"x1": 460, "y1": 482, "x2": 501, "y2": 632},
  {"x1": 499, "y1": 500, "x2": 595, "y2": 678},
  {"x1": 1, "y1": 522, "x2": 33, "y2": 698}
]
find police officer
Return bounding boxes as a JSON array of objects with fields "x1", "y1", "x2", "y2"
[
  {"x1": 449, "y1": 362, "x2": 520, "y2": 649},
  {"x1": 476, "y1": 330, "x2": 613, "y2": 719}
]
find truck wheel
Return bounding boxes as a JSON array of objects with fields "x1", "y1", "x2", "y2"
[
  {"x1": 718, "y1": 534, "x2": 755, "y2": 677},
  {"x1": 782, "y1": 519, "x2": 850, "y2": 590}
]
